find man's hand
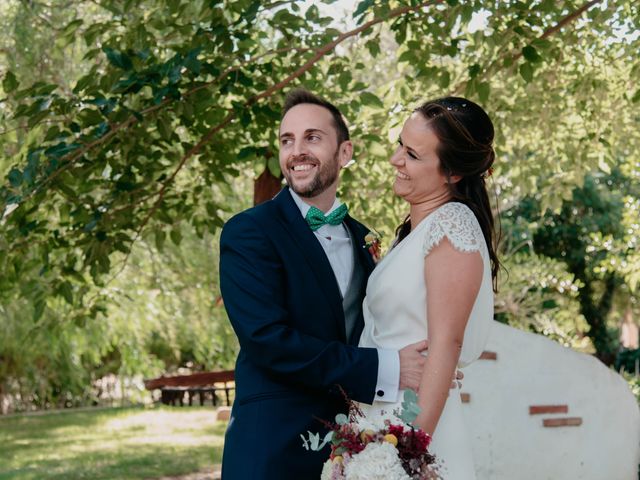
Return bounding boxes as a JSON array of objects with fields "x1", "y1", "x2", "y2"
[
  {"x1": 398, "y1": 340, "x2": 464, "y2": 391},
  {"x1": 398, "y1": 340, "x2": 428, "y2": 391}
]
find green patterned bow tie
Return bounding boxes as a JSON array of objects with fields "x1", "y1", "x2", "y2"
[{"x1": 305, "y1": 204, "x2": 348, "y2": 231}]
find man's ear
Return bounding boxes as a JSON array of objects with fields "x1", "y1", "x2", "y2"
[{"x1": 339, "y1": 140, "x2": 353, "y2": 168}]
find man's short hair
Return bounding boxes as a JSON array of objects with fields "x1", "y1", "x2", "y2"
[{"x1": 281, "y1": 89, "x2": 350, "y2": 145}]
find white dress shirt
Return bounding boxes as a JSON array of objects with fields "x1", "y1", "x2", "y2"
[{"x1": 289, "y1": 189, "x2": 399, "y2": 402}]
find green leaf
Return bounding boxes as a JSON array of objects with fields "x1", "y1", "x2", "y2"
[
  {"x1": 157, "y1": 117, "x2": 172, "y2": 140},
  {"x1": 34, "y1": 83, "x2": 58, "y2": 95},
  {"x1": 27, "y1": 111, "x2": 48, "y2": 128},
  {"x1": 513, "y1": 25, "x2": 526, "y2": 36},
  {"x1": 519, "y1": 62, "x2": 534, "y2": 82},
  {"x1": 33, "y1": 299, "x2": 46, "y2": 322},
  {"x1": 237, "y1": 147, "x2": 255, "y2": 160},
  {"x1": 477, "y1": 82, "x2": 490, "y2": 103},
  {"x1": 44, "y1": 126, "x2": 61, "y2": 141},
  {"x1": 359, "y1": 91, "x2": 384, "y2": 108},
  {"x1": 338, "y1": 71, "x2": 352, "y2": 90},
  {"x1": 267, "y1": 156, "x2": 281, "y2": 178},
  {"x1": 8, "y1": 169, "x2": 22, "y2": 187},
  {"x1": 84, "y1": 219, "x2": 98, "y2": 232},
  {"x1": 631, "y1": 89, "x2": 640, "y2": 104},
  {"x1": 205, "y1": 201, "x2": 217, "y2": 217},
  {"x1": 155, "y1": 230, "x2": 166, "y2": 252},
  {"x1": 184, "y1": 48, "x2": 202, "y2": 75},
  {"x1": 305, "y1": 4, "x2": 319, "y2": 20},
  {"x1": 438, "y1": 71, "x2": 451, "y2": 89},
  {"x1": 44, "y1": 142, "x2": 82, "y2": 159},
  {"x1": 353, "y1": 0, "x2": 374, "y2": 20},
  {"x1": 3, "y1": 71, "x2": 19, "y2": 93},
  {"x1": 397, "y1": 50, "x2": 415, "y2": 63},
  {"x1": 58, "y1": 281, "x2": 74, "y2": 305},
  {"x1": 103, "y1": 47, "x2": 133, "y2": 70},
  {"x1": 522, "y1": 45, "x2": 542, "y2": 63},
  {"x1": 366, "y1": 39, "x2": 380, "y2": 57},
  {"x1": 468, "y1": 64, "x2": 481, "y2": 78},
  {"x1": 531, "y1": 38, "x2": 553, "y2": 52},
  {"x1": 63, "y1": 19, "x2": 83, "y2": 36},
  {"x1": 240, "y1": 109, "x2": 251, "y2": 127},
  {"x1": 170, "y1": 228, "x2": 182, "y2": 246}
]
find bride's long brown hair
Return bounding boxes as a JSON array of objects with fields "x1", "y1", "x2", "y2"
[{"x1": 394, "y1": 97, "x2": 501, "y2": 292}]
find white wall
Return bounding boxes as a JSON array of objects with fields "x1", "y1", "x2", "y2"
[{"x1": 462, "y1": 321, "x2": 640, "y2": 480}]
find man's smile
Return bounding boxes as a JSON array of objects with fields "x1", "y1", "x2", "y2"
[{"x1": 292, "y1": 164, "x2": 316, "y2": 172}]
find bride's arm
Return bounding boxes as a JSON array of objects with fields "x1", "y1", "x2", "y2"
[{"x1": 414, "y1": 236, "x2": 483, "y2": 435}]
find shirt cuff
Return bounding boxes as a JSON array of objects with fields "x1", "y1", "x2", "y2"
[{"x1": 374, "y1": 348, "x2": 400, "y2": 403}]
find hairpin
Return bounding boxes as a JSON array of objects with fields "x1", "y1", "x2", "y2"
[{"x1": 482, "y1": 167, "x2": 494, "y2": 179}]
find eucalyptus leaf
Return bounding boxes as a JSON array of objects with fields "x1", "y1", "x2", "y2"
[
  {"x1": 335, "y1": 413, "x2": 348, "y2": 425},
  {"x1": 398, "y1": 389, "x2": 422, "y2": 424}
]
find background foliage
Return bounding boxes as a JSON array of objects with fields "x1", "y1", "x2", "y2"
[{"x1": 0, "y1": 0, "x2": 638, "y2": 411}]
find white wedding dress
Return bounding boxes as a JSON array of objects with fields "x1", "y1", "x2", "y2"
[{"x1": 358, "y1": 202, "x2": 494, "y2": 479}]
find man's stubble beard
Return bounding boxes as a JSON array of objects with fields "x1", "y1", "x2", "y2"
[{"x1": 287, "y1": 150, "x2": 340, "y2": 199}]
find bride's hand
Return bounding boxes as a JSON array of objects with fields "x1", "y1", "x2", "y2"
[
  {"x1": 398, "y1": 340, "x2": 428, "y2": 391},
  {"x1": 452, "y1": 369, "x2": 464, "y2": 389}
]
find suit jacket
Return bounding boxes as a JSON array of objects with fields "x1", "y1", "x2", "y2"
[{"x1": 219, "y1": 187, "x2": 378, "y2": 479}]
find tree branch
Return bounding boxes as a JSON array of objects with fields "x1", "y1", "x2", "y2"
[{"x1": 452, "y1": 0, "x2": 604, "y2": 95}]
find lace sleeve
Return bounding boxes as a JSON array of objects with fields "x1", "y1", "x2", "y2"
[{"x1": 422, "y1": 203, "x2": 485, "y2": 257}]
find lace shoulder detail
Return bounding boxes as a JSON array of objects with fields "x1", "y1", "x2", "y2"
[{"x1": 422, "y1": 202, "x2": 485, "y2": 257}]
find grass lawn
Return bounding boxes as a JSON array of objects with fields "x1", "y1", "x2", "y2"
[{"x1": 0, "y1": 405, "x2": 227, "y2": 480}]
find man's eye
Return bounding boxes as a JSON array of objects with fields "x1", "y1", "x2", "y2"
[
  {"x1": 308, "y1": 135, "x2": 320, "y2": 142},
  {"x1": 281, "y1": 138, "x2": 292, "y2": 145},
  {"x1": 408, "y1": 151, "x2": 418, "y2": 160}
]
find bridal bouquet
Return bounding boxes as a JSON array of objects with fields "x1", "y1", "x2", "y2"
[{"x1": 301, "y1": 390, "x2": 440, "y2": 480}]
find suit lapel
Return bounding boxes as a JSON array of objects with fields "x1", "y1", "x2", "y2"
[
  {"x1": 343, "y1": 215, "x2": 375, "y2": 345},
  {"x1": 273, "y1": 188, "x2": 346, "y2": 341},
  {"x1": 344, "y1": 215, "x2": 376, "y2": 277}
]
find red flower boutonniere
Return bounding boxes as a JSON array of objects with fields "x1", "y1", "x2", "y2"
[{"x1": 364, "y1": 231, "x2": 383, "y2": 263}]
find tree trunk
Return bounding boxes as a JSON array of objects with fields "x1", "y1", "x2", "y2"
[{"x1": 253, "y1": 164, "x2": 282, "y2": 206}]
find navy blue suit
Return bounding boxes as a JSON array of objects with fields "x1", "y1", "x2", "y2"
[{"x1": 219, "y1": 187, "x2": 379, "y2": 479}]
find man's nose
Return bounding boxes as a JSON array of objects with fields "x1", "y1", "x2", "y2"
[{"x1": 292, "y1": 139, "x2": 309, "y2": 157}]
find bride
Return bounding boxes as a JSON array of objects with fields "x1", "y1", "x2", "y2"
[{"x1": 358, "y1": 97, "x2": 499, "y2": 479}]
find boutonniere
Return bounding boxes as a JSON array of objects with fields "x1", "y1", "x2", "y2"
[{"x1": 363, "y1": 230, "x2": 383, "y2": 263}]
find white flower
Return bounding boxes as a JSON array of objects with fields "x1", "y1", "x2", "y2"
[
  {"x1": 355, "y1": 408, "x2": 405, "y2": 432},
  {"x1": 320, "y1": 459, "x2": 340, "y2": 480},
  {"x1": 343, "y1": 442, "x2": 410, "y2": 480}
]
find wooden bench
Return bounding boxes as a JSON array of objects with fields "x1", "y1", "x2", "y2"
[{"x1": 144, "y1": 370, "x2": 235, "y2": 407}]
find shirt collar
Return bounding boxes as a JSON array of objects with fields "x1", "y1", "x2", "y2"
[{"x1": 288, "y1": 188, "x2": 343, "y2": 219}]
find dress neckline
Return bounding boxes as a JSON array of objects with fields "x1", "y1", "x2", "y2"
[
  {"x1": 369, "y1": 202, "x2": 457, "y2": 281},
  {"x1": 393, "y1": 201, "x2": 465, "y2": 248}
]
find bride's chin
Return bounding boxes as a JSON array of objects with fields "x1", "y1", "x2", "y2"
[{"x1": 392, "y1": 184, "x2": 407, "y2": 199}]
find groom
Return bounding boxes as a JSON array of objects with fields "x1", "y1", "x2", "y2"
[{"x1": 219, "y1": 89, "x2": 427, "y2": 479}]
